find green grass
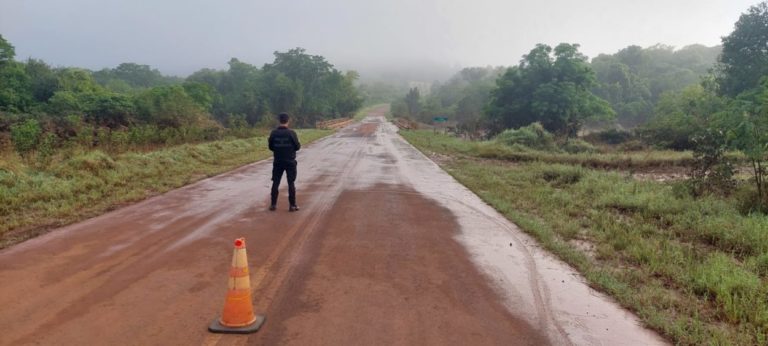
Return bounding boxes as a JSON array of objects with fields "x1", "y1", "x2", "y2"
[
  {"x1": 401, "y1": 130, "x2": 768, "y2": 345},
  {"x1": 0, "y1": 129, "x2": 332, "y2": 249},
  {"x1": 404, "y1": 130, "x2": 747, "y2": 170}
]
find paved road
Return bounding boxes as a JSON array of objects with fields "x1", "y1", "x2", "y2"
[{"x1": 0, "y1": 106, "x2": 666, "y2": 345}]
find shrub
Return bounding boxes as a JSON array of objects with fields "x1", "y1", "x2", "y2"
[
  {"x1": 617, "y1": 139, "x2": 646, "y2": 151},
  {"x1": 561, "y1": 138, "x2": 597, "y2": 154},
  {"x1": 687, "y1": 129, "x2": 735, "y2": 197},
  {"x1": 134, "y1": 85, "x2": 208, "y2": 128},
  {"x1": 584, "y1": 128, "x2": 634, "y2": 145},
  {"x1": 494, "y1": 122, "x2": 555, "y2": 150},
  {"x1": 540, "y1": 165, "x2": 583, "y2": 186},
  {"x1": 10, "y1": 118, "x2": 42, "y2": 157},
  {"x1": 734, "y1": 183, "x2": 768, "y2": 215},
  {"x1": 36, "y1": 132, "x2": 57, "y2": 166}
]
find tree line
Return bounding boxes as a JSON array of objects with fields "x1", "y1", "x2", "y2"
[
  {"x1": 390, "y1": 1, "x2": 768, "y2": 211},
  {"x1": 0, "y1": 39, "x2": 363, "y2": 158},
  {"x1": 392, "y1": 43, "x2": 720, "y2": 136}
]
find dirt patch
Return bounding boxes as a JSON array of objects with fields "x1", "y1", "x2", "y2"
[
  {"x1": 568, "y1": 239, "x2": 597, "y2": 259},
  {"x1": 631, "y1": 166, "x2": 690, "y2": 182},
  {"x1": 251, "y1": 186, "x2": 550, "y2": 345},
  {"x1": 341, "y1": 122, "x2": 378, "y2": 137}
]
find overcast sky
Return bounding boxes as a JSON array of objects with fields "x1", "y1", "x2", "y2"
[{"x1": 0, "y1": 0, "x2": 757, "y2": 78}]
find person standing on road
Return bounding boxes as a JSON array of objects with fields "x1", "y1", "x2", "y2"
[{"x1": 268, "y1": 113, "x2": 301, "y2": 212}]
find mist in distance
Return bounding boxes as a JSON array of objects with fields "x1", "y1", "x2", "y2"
[{"x1": 0, "y1": 0, "x2": 755, "y2": 81}]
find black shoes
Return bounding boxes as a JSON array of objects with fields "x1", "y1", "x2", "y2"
[{"x1": 270, "y1": 204, "x2": 299, "y2": 211}]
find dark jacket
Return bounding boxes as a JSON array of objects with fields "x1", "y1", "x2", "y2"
[{"x1": 268, "y1": 125, "x2": 301, "y2": 162}]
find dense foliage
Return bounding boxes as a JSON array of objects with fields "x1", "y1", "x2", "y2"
[
  {"x1": 187, "y1": 49, "x2": 363, "y2": 127},
  {"x1": 592, "y1": 44, "x2": 720, "y2": 127},
  {"x1": 0, "y1": 37, "x2": 362, "y2": 157},
  {"x1": 486, "y1": 43, "x2": 614, "y2": 137},
  {"x1": 391, "y1": 43, "x2": 717, "y2": 139},
  {"x1": 639, "y1": 2, "x2": 768, "y2": 210},
  {"x1": 391, "y1": 2, "x2": 768, "y2": 211},
  {"x1": 717, "y1": 2, "x2": 768, "y2": 97}
]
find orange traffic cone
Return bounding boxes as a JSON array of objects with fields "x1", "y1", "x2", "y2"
[{"x1": 208, "y1": 238, "x2": 266, "y2": 334}]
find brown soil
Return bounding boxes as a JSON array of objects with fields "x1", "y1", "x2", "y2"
[{"x1": 252, "y1": 187, "x2": 548, "y2": 345}]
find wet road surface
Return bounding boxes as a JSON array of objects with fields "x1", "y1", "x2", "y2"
[{"x1": 0, "y1": 106, "x2": 667, "y2": 345}]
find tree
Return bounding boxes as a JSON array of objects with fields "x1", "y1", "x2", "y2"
[
  {"x1": 25, "y1": 59, "x2": 58, "y2": 103},
  {"x1": 112, "y1": 63, "x2": 165, "y2": 88},
  {"x1": 134, "y1": 86, "x2": 207, "y2": 128},
  {"x1": 640, "y1": 84, "x2": 725, "y2": 150},
  {"x1": 409, "y1": 66, "x2": 503, "y2": 133},
  {"x1": 0, "y1": 62, "x2": 32, "y2": 112},
  {"x1": 0, "y1": 36, "x2": 33, "y2": 112},
  {"x1": 218, "y1": 58, "x2": 266, "y2": 125},
  {"x1": 184, "y1": 49, "x2": 362, "y2": 126},
  {"x1": 718, "y1": 82, "x2": 768, "y2": 211},
  {"x1": 717, "y1": 2, "x2": 768, "y2": 96},
  {"x1": 486, "y1": 43, "x2": 614, "y2": 136},
  {"x1": 591, "y1": 54, "x2": 653, "y2": 127},
  {"x1": 404, "y1": 87, "x2": 421, "y2": 116},
  {"x1": 263, "y1": 70, "x2": 302, "y2": 117},
  {"x1": 93, "y1": 63, "x2": 177, "y2": 90},
  {"x1": 0, "y1": 34, "x2": 15, "y2": 65},
  {"x1": 590, "y1": 44, "x2": 720, "y2": 128},
  {"x1": 265, "y1": 48, "x2": 334, "y2": 117},
  {"x1": 83, "y1": 92, "x2": 136, "y2": 128},
  {"x1": 455, "y1": 82, "x2": 494, "y2": 133},
  {"x1": 182, "y1": 81, "x2": 218, "y2": 112},
  {"x1": 187, "y1": 67, "x2": 235, "y2": 122},
  {"x1": 47, "y1": 91, "x2": 84, "y2": 115},
  {"x1": 56, "y1": 68, "x2": 102, "y2": 94}
]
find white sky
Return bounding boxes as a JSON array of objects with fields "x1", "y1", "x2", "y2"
[{"x1": 0, "y1": 0, "x2": 757, "y2": 77}]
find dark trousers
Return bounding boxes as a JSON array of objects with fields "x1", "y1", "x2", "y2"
[{"x1": 271, "y1": 160, "x2": 297, "y2": 206}]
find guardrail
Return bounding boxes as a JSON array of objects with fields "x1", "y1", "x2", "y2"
[{"x1": 316, "y1": 117, "x2": 353, "y2": 129}]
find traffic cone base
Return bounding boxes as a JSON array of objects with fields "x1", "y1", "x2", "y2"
[{"x1": 208, "y1": 314, "x2": 266, "y2": 334}]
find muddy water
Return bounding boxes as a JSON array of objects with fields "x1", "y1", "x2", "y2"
[{"x1": 0, "y1": 106, "x2": 666, "y2": 345}]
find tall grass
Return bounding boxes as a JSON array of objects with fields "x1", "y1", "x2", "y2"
[
  {"x1": 403, "y1": 130, "x2": 747, "y2": 170},
  {"x1": 403, "y1": 131, "x2": 768, "y2": 345},
  {"x1": 0, "y1": 129, "x2": 331, "y2": 249}
]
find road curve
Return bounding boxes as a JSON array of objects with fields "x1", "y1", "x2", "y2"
[{"x1": 0, "y1": 106, "x2": 666, "y2": 345}]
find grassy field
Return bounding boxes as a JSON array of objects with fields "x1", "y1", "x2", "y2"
[
  {"x1": 401, "y1": 130, "x2": 768, "y2": 345},
  {"x1": 405, "y1": 129, "x2": 745, "y2": 171},
  {"x1": 0, "y1": 129, "x2": 332, "y2": 249}
]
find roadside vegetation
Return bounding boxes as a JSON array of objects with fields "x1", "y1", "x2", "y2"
[
  {"x1": 395, "y1": 3, "x2": 768, "y2": 344},
  {"x1": 0, "y1": 38, "x2": 363, "y2": 159},
  {"x1": 0, "y1": 36, "x2": 363, "y2": 246},
  {"x1": 0, "y1": 129, "x2": 331, "y2": 249},
  {"x1": 403, "y1": 130, "x2": 767, "y2": 345},
  {"x1": 407, "y1": 127, "x2": 701, "y2": 170}
]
